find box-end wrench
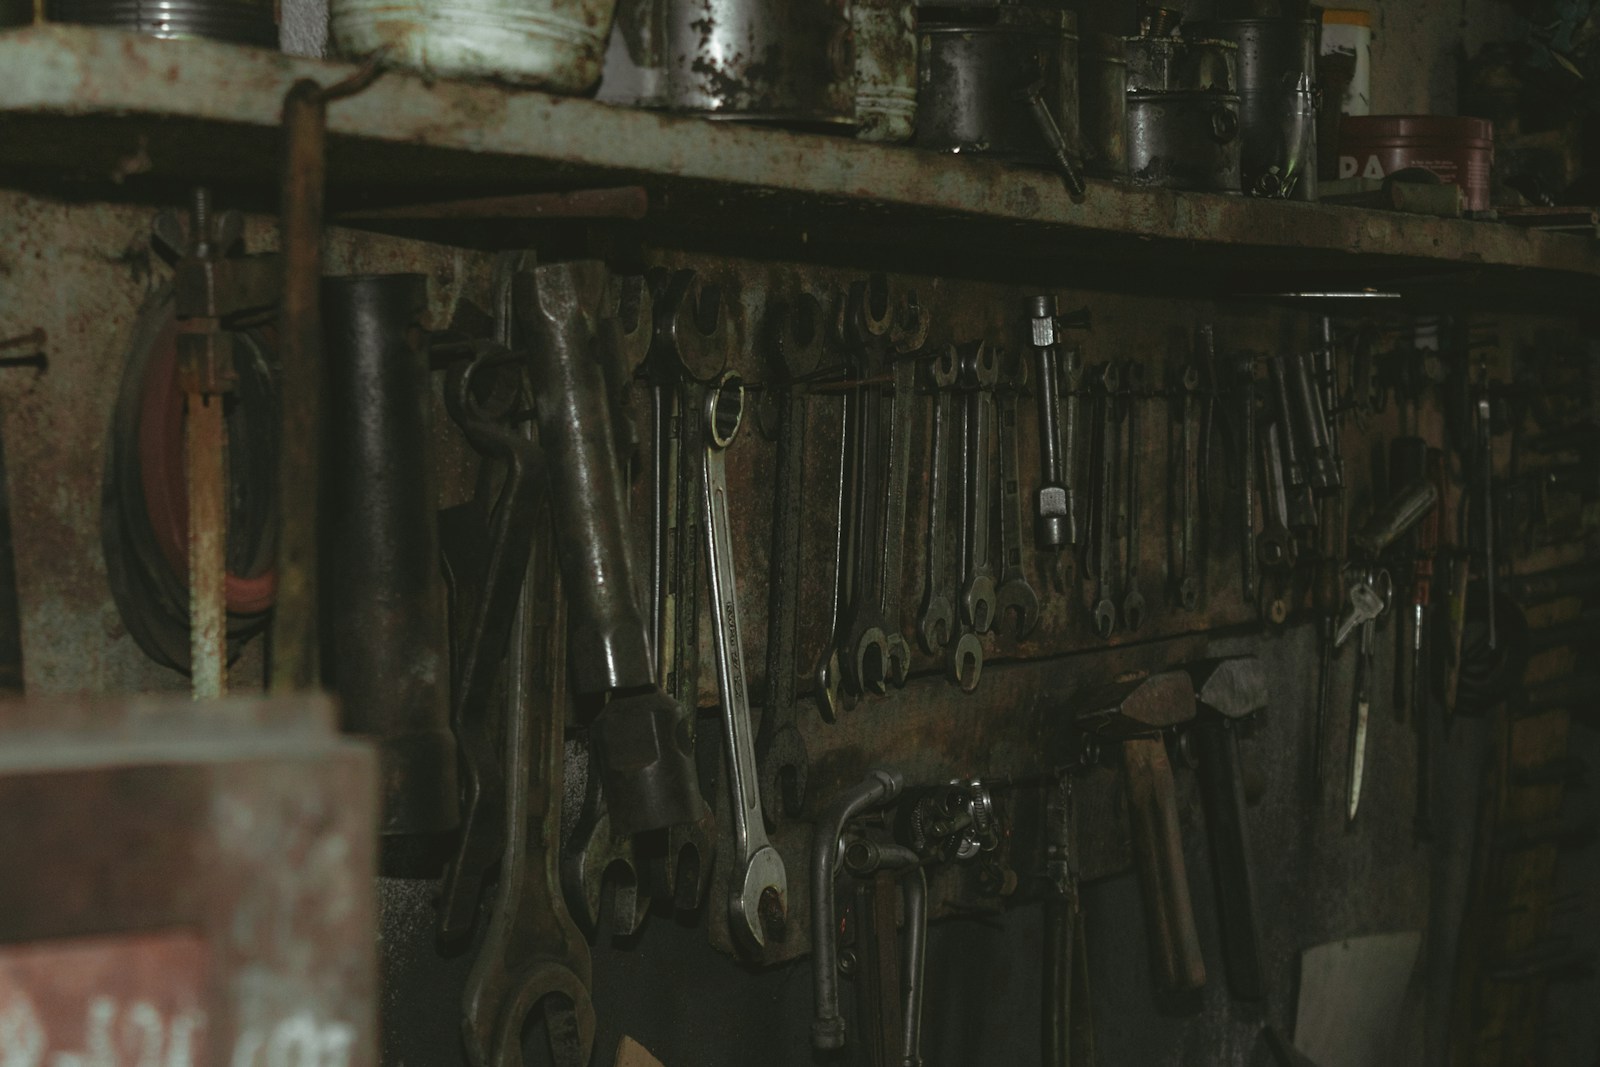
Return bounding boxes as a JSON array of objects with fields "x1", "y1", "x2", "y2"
[
  {"x1": 702, "y1": 375, "x2": 788, "y2": 948},
  {"x1": 996, "y1": 356, "x2": 1041, "y2": 640},
  {"x1": 463, "y1": 505, "x2": 594, "y2": 1067},
  {"x1": 918, "y1": 347, "x2": 960, "y2": 654},
  {"x1": 1121, "y1": 361, "x2": 1147, "y2": 632},
  {"x1": 959, "y1": 343, "x2": 1000, "y2": 634},
  {"x1": 1090, "y1": 362, "x2": 1121, "y2": 639}
]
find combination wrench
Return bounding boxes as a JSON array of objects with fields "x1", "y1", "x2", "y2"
[
  {"x1": 1090, "y1": 362, "x2": 1121, "y2": 639},
  {"x1": 463, "y1": 506, "x2": 594, "y2": 1067},
  {"x1": 702, "y1": 375, "x2": 788, "y2": 948},
  {"x1": 958, "y1": 342, "x2": 1000, "y2": 634},
  {"x1": 918, "y1": 346, "x2": 960, "y2": 654},
  {"x1": 1121, "y1": 361, "x2": 1147, "y2": 632},
  {"x1": 995, "y1": 355, "x2": 1041, "y2": 639}
]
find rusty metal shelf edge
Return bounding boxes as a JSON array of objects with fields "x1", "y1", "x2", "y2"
[{"x1": 0, "y1": 25, "x2": 1596, "y2": 279}]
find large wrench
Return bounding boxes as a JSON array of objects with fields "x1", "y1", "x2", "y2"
[
  {"x1": 959, "y1": 343, "x2": 1000, "y2": 634},
  {"x1": 1090, "y1": 362, "x2": 1121, "y2": 639},
  {"x1": 917, "y1": 347, "x2": 960, "y2": 653},
  {"x1": 702, "y1": 375, "x2": 787, "y2": 948},
  {"x1": 1121, "y1": 361, "x2": 1147, "y2": 632},
  {"x1": 1176, "y1": 357, "x2": 1202, "y2": 612},
  {"x1": 995, "y1": 355, "x2": 1041, "y2": 639},
  {"x1": 561, "y1": 761, "x2": 649, "y2": 940},
  {"x1": 463, "y1": 505, "x2": 594, "y2": 1067},
  {"x1": 438, "y1": 344, "x2": 542, "y2": 952}
]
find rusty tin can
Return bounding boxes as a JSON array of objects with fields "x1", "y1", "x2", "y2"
[
  {"x1": 1080, "y1": 32, "x2": 1127, "y2": 177},
  {"x1": 332, "y1": 0, "x2": 616, "y2": 90},
  {"x1": 1339, "y1": 115, "x2": 1495, "y2": 211},
  {"x1": 45, "y1": 0, "x2": 276, "y2": 46},
  {"x1": 853, "y1": 0, "x2": 917, "y2": 142},
  {"x1": 1126, "y1": 89, "x2": 1242, "y2": 192},
  {"x1": 916, "y1": 5, "x2": 1079, "y2": 167},
  {"x1": 661, "y1": 0, "x2": 854, "y2": 126}
]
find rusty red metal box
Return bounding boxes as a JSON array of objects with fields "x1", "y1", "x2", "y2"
[{"x1": 0, "y1": 695, "x2": 377, "y2": 1067}]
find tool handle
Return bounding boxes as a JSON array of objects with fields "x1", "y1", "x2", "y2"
[
  {"x1": 1194, "y1": 718, "x2": 1263, "y2": 1000},
  {"x1": 1353, "y1": 477, "x2": 1439, "y2": 558},
  {"x1": 1123, "y1": 735, "x2": 1206, "y2": 994}
]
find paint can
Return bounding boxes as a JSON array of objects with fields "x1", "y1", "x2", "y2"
[
  {"x1": 331, "y1": 0, "x2": 616, "y2": 90},
  {"x1": 1339, "y1": 115, "x2": 1495, "y2": 212}
]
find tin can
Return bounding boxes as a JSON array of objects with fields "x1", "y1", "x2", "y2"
[
  {"x1": 1339, "y1": 115, "x2": 1494, "y2": 212},
  {"x1": 332, "y1": 0, "x2": 616, "y2": 90},
  {"x1": 854, "y1": 0, "x2": 917, "y2": 142},
  {"x1": 1080, "y1": 32, "x2": 1127, "y2": 177},
  {"x1": 661, "y1": 0, "x2": 854, "y2": 126},
  {"x1": 1126, "y1": 89, "x2": 1242, "y2": 192},
  {"x1": 46, "y1": 0, "x2": 276, "y2": 46},
  {"x1": 916, "y1": 5, "x2": 1079, "y2": 167}
]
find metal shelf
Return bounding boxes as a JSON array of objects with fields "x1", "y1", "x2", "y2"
[{"x1": 0, "y1": 25, "x2": 1595, "y2": 302}]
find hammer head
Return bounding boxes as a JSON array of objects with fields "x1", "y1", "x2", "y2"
[
  {"x1": 1077, "y1": 670, "x2": 1197, "y2": 738},
  {"x1": 1186, "y1": 657, "x2": 1268, "y2": 721}
]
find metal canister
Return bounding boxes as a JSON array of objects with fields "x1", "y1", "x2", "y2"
[
  {"x1": 661, "y1": 0, "x2": 853, "y2": 125},
  {"x1": 854, "y1": 0, "x2": 917, "y2": 142},
  {"x1": 1080, "y1": 32, "x2": 1127, "y2": 177},
  {"x1": 332, "y1": 0, "x2": 616, "y2": 90},
  {"x1": 45, "y1": 0, "x2": 276, "y2": 46},
  {"x1": 1186, "y1": 18, "x2": 1320, "y2": 199},
  {"x1": 916, "y1": 5, "x2": 1079, "y2": 167},
  {"x1": 1126, "y1": 90, "x2": 1241, "y2": 192}
]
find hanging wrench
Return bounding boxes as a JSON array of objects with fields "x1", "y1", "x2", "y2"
[
  {"x1": 875, "y1": 356, "x2": 918, "y2": 685},
  {"x1": 438, "y1": 344, "x2": 542, "y2": 953},
  {"x1": 995, "y1": 354, "x2": 1041, "y2": 639},
  {"x1": 561, "y1": 764, "x2": 649, "y2": 940},
  {"x1": 463, "y1": 505, "x2": 594, "y2": 1067},
  {"x1": 1121, "y1": 361, "x2": 1147, "y2": 632},
  {"x1": 1176, "y1": 357, "x2": 1202, "y2": 612},
  {"x1": 702, "y1": 375, "x2": 788, "y2": 948},
  {"x1": 1090, "y1": 362, "x2": 1121, "y2": 639},
  {"x1": 1258, "y1": 421, "x2": 1295, "y2": 572},
  {"x1": 959, "y1": 343, "x2": 1000, "y2": 634},
  {"x1": 918, "y1": 347, "x2": 960, "y2": 654}
]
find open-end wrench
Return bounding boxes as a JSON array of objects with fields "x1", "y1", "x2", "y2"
[
  {"x1": 1090, "y1": 362, "x2": 1121, "y2": 639},
  {"x1": 757, "y1": 294, "x2": 823, "y2": 825},
  {"x1": 1121, "y1": 361, "x2": 1147, "y2": 632},
  {"x1": 959, "y1": 342, "x2": 1000, "y2": 634},
  {"x1": 702, "y1": 375, "x2": 788, "y2": 948},
  {"x1": 438, "y1": 344, "x2": 543, "y2": 953},
  {"x1": 1176, "y1": 356, "x2": 1202, "y2": 611},
  {"x1": 1235, "y1": 355, "x2": 1259, "y2": 604},
  {"x1": 918, "y1": 346, "x2": 960, "y2": 654},
  {"x1": 875, "y1": 356, "x2": 918, "y2": 685},
  {"x1": 561, "y1": 761, "x2": 649, "y2": 940},
  {"x1": 996, "y1": 355, "x2": 1041, "y2": 639},
  {"x1": 1258, "y1": 421, "x2": 1295, "y2": 572},
  {"x1": 463, "y1": 504, "x2": 594, "y2": 1067}
]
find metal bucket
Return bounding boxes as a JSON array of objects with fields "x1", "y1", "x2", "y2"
[
  {"x1": 1080, "y1": 32, "x2": 1127, "y2": 177},
  {"x1": 1186, "y1": 18, "x2": 1319, "y2": 199},
  {"x1": 332, "y1": 0, "x2": 615, "y2": 90},
  {"x1": 854, "y1": 0, "x2": 917, "y2": 142},
  {"x1": 1126, "y1": 90, "x2": 1241, "y2": 192},
  {"x1": 46, "y1": 0, "x2": 276, "y2": 46},
  {"x1": 916, "y1": 5, "x2": 1079, "y2": 167},
  {"x1": 660, "y1": 0, "x2": 853, "y2": 126}
]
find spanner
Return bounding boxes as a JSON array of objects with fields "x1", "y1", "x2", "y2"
[
  {"x1": 756, "y1": 294, "x2": 823, "y2": 824},
  {"x1": 958, "y1": 342, "x2": 1000, "y2": 634},
  {"x1": 702, "y1": 375, "x2": 788, "y2": 948},
  {"x1": 438, "y1": 343, "x2": 542, "y2": 953},
  {"x1": 1090, "y1": 362, "x2": 1121, "y2": 639},
  {"x1": 995, "y1": 354, "x2": 1041, "y2": 639},
  {"x1": 1121, "y1": 361, "x2": 1147, "y2": 632},
  {"x1": 463, "y1": 504, "x2": 594, "y2": 1067},
  {"x1": 918, "y1": 347, "x2": 960, "y2": 654},
  {"x1": 1176, "y1": 357, "x2": 1202, "y2": 612},
  {"x1": 1258, "y1": 421, "x2": 1295, "y2": 572},
  {"x1": 561, "y1": 760, "x2": 649, "y2": 940},
  {"x1": 874, "y1": 356, "x2": 918, "y2": 685}
]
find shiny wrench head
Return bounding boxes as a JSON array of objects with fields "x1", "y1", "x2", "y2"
[
  {"x1": 852, "y1": 626, "x2": 892, "y2": 696},
  {"x1": 995, "y1": 579, "x2": 1040, "y2": 641},
  {"x1": 948, "y1": 632, "x2": 984, "y2": 692},
  {"x1": 732, "y1": 844, "x2": 789, "y2": 949},
  {"x1": 479, "y1": 962, "x2": 596, "y2": 1067},
  {"x1": 1122, "y1": 588, "x2": 1146, "y2": 632},
  {"x1": 962, "y1": 575, "x2": 997, "y2": 635},
  {"x1": 814, "y1": 651, "x2": 844, "y2": 724},
  {"x1": 918, "y1": 594, "x2": 954, "y2": 654},
  {"x1": 1093, "y1": 598, "x2": 1117, "y2": 640}
]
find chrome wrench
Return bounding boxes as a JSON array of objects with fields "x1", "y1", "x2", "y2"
[{"x1": 702, "y1": 374, "x2": 787, "y2": 948}]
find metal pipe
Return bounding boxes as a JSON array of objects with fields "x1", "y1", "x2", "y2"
[
  {"x1": 321, "y1": 273, "x2": 459, "y2": 837},
  {"x1": 812, "y1": 769, "x2": 904, "y2": 1051},
  {"x1": 900, "y1": 865, "x2": 927, "y2": 1067}
]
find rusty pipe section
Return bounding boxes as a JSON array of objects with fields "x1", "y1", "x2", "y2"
[
  {"x1": 269, "y1": 79, "x2": 329, "y2": 693},
  {"x1": 812, "y1": 768, "x2": 904, "y2": 1051},
  {"x1": 517, "y1": 260, "x2": 702, "y2": 836},
  {"x1": 321, "y1": 274, "x2": 459, "y2": 837}
]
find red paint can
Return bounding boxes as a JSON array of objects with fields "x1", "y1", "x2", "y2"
[{"x1": 1338, "y1": 115, "x2": 1494, "y2": 211}]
